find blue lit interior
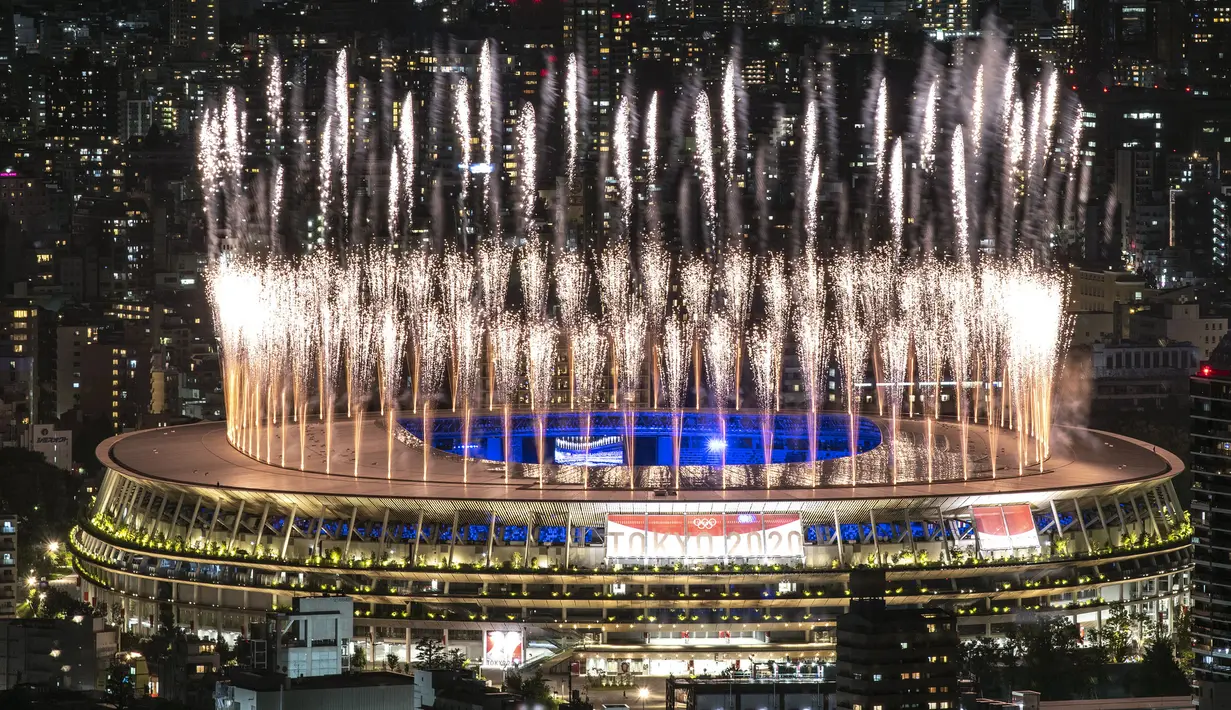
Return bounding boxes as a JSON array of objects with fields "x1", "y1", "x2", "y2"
[{"x1": 400, "y1": 411, "x2": 881, "y2": 466}]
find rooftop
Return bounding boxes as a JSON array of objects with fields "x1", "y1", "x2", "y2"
[
  {"x1": 228, "y1": 670, "x2": 413, "y2": 693},
  {"x1": 94, "y1": 417, "x2": 1183, "y2": 514}
]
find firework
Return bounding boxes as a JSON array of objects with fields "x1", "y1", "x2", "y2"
[
  {"x1": 520, "y1": 241, "x2": 549, "y2": 318},
  {"x1": 453, "y1": 301, "x2": 485, "y2": 480},
  {"x1": 873, "y1": 78, "x2": 888, "y2": 190},
  {"x1": 526, "y1": 319, "x2": 558, "y2": 486},
  {"x1": 952, "y1": 127, "x2": 969, "y2": 263},
  {"x1": 454, "y1": 77, "x2": 472, "y2": 205},
  {"x1": 572, "y1": 317, "x2": 609, "y2": 411},
  {"x1": 694, "y1": 91, "x2": 717, "y2": 253},
  {"x1": 416, "y1": 308, "x2": 448, "y2": 481},
  {"x1": 556, "y1": 250, "x2": 590, "y2": 330},
  {"x1": 564, "y1": 54, "x2": 582, "y2": 193},
  {"x1": 704, "y1": 312, "x2": 736, "y2": 485},
  {"x1": 491, "y1": 311, "x2": 522, "y2": 479},
  {"x1": 971, "y1": 65, "x2": 985, "y2": 156},
  {"x1": 517, "y1": 102, "x2": 538, "y2": 242},
  {"x1": 614, "y1": 95, "x2": 634, "y2": 237},
  {"x1": 644, "y1": 92, "x2": 659, "y2": 187},
  {"x1": 660, "y1": 313, "x2": 694, "y2": 486},
  {"x1": 598, "y1": 242, "x2": 631, "y2": 320},
  {"x1": 398, "y1": 91, "x2": 415, "y2": 233},
  {"x1": 889, "y1": 139, "x2": 904, "y2": 255},
  {"x1": 749, "y1": 324, "x2": 779, "y2": 472},
  {"x1": 478, "y1": 241, "x2": 513, "y2": 317},
  {"x1": 680, "y1": 257, "x2": 711, "y2": 322},
  {"x1": 203, "y1": 43, "x2": 1080, "y2": 492},
  {"x1": 641, "y1": 241, "x2": 671, "y2": 329},
  {"x1": 921, "y1": 77, "x2": 939, "y2": 171}
]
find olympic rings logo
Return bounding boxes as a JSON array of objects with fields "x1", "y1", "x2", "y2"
[{"x1": 692, "y1": 518, "x2": 719, "y2": 530}]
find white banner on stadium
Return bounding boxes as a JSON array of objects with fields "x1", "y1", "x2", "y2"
[{"x1": 604, "y1": 513, "x2": 803, "y2": 559}]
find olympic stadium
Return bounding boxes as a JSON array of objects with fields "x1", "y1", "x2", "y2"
[{"x1": 72, "y1": 410, "x2": 1192, "y2": 676}]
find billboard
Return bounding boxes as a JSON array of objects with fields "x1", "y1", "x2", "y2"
[
  {"x1": 554, "y1": 436, "x2": 624, "y2": 466},
  {"x1": 971, "y1": 505, "x2": 1040, "y2": 550},
  {"x1": 605, "y1": 513, "x2": 803, "y2": 559},
  {"x1": 484, "y1": 630, "x2": 523, "y2": 667}
]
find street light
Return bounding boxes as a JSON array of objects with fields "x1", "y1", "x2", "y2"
[
  {"x1": 638, "y1": 686, "x2": 649, "y2": 710},
  {"x1": 47, "y1": 541, "x2": 60, "y2": 554}
]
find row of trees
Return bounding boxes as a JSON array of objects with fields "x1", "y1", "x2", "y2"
[{"x1": 958, "y1": 603, "x2": 1191, "y2": 700}]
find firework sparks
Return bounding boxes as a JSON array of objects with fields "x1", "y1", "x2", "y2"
[
  {"x1": 478, "y1": 241, "x2": 513, "y2": 317},
  {"x1": 520, "y1": 240, "x2": 549, "y2": 318},
  {"x1": 694, "y1": 91, "x2": 717, "y2": 253},
  {"x1": 614, "y1": 95, "x2": 635, "y2": 237},
  {"x1": 203, "y1": 44, "x2": 1079, "y2": 492},
  {"x1": 564, "y1": 54, "x2": 582, "y2": 193},
  {"x1": 517, "y1": 102, "x2": 538, "y2": 242},
  {"x1": 454, "y1": 77, "x2": 472, "y2": 205},
  {"x1": 556, "y1": 249, "x2": 590, "y2": 331}
]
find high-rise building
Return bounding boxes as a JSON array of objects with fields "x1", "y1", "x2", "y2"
[
  {"x1": 1190, "y1": 347, "x2": 1231, "y2": 706},
  {"x1": 0, "y1": 300, "x2": 40, "y2": 444},
  {"x1": 835, "y1": 571, "x2": 959, "y2": 710},
  {"x1": 170, "y1": 0, "x2": 219, "y2": 61},
  {"x1": 56, "y1": 324, "x2": 98, "y2": 417},
  {"x1": 0, "y1": 516, "x2": 14, "y2": 619}
]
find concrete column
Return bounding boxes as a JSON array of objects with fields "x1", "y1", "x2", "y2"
[
  {"x1": 228, "y1": 501, "x2": 246, "y2": 550},
  {"x1": 280, "y1": 504, "x2": 298, "y2": 559},
  {"x1": 968, "y1": 506, "x2": 982, "y2": 560},
  {"x1": 869, "y1": 510, "x2": 881, "y2": 563},
  {"x1": 1111, "y1": 494, "x2": 1128, "y2": 539},
  {"x1": 254, "y1": 503, "x2": 271, "y2": 552},
  {"x1": 186, "y1": 496, "x2": 203, "y2": 541},
  {"x1": 205, "y1": 500, "x2": 223, "y2": 541},
  {"x1": 148, "y1": 493, "x2": 169, "y2": 536},
  {"x1": 378, "y1": 508, "x2": 392, "y2": 561},
  {"x1": 1093, "y1": 496, "x2": 1110, "y2": 545},
  {"x1": 1072, "y1": 498, "x2": 1092, "y2": 553},
  {"x1": 344, "y1": 508, "x2": 358, "y2": 558},
  {"x1": 564, "y1": 511, "x2": 573, "y2": 568},
  {"x1": 166, "y1": 493, "x2": 185, "y2": 538},
  {"x1": 486, "y1": 512, "x2": 497, "y2": 567},
  {"x1": 1141, "y1": 491, "x2": 1162, "y2": 539},
  {"x1": 447, "y1": 511, "x2": 459, "y2": 566},
  {"x1": 833, "y1": 512, "x2": 843, "y2": 565},
  {"x1": 312, "y1": 510, "x2": 327, "y2": 555},
  {"x1": 412, "y1": 512, "x2": 424, "y2": 565}
]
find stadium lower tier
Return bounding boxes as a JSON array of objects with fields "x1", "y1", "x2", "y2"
[{"x1": 73, "y1": 421, "x2": 1193, "y2": 670}]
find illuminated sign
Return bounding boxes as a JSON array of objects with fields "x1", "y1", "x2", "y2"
[
  {"x1": 484, "y1": 630, "x2": 523, "y2": 667},
  {"x1": 971, "y1": 505, "x2": 1040, "y2": 550},
  {"x1": 605, "y1": 513, "x2": 803, "y2": 559}
]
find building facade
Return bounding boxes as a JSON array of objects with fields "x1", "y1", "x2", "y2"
[{"x1": 1190, "y1": 353, "x2": 1231, "y2": 696}]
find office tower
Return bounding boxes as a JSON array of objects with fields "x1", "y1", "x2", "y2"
[{"x1": 1192, "y1": 350, "x2": 1231, "y2": 706}]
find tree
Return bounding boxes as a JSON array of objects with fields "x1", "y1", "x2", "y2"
[
  {"x1": 414, "y1": 636, "x2": 447, "y2": 669},
  {"x1": 445, "y1": 647, "x2": 468, "y2": 670},
  {"x1": 1131, "y1": 637, "x2": 1190, "y2": 696},
  {"x1": 34, "y1": 588, "x2": 94, "y2": 620},
  {"x1": 1170, "y1": 607, "x2": 1195, "y2": 678},
  {"x1": 999, "y1": 619, "x2": 1105, "y2": 700},
  {"x1": 957, "y1": 636, "x2": 1010, "y2": 697},
  {"x1": 352, "y1": 645, "x2": 367, "y2": 671},
  {"x1": 0, "y1": 448, "x2": 86, "y2": 578},
  {"x1": 106, "y1": 662, "x2": 136, "y2": 709},
  {"x1": 506, "y1": 668, "x2": 556, "y2": 710},
  {"x1": 1089, "y1": 601, "x2": 1152, "y2": 663},
  {"x1": 387, "y1": 651, "x2": 400, "y2": 670}
]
